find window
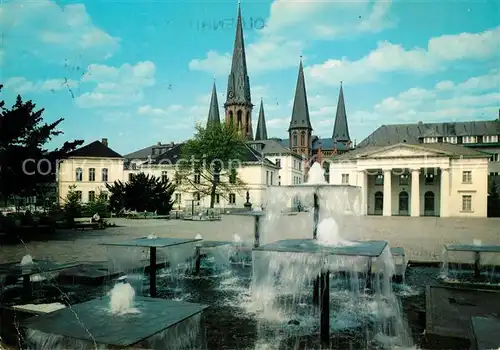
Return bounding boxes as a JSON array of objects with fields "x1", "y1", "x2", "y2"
[
  {"x1": 102, "y1": 168, "x2": 108, "y2": 182},
  {"x1": 229, "y1": 169, "x2": 237, "y2": 184},
  {"x1": 75, "y1": 190, "x2": 82, "y2": 202},
  {"x1": 300, "y1": 132, "x2": 305, "y2": 146},
  {"x1": 484, "y1": 135, "x2": 499, "y2": 143},
  {"x1": 270, "y1": 172, "x2": 273, "y2": 185},
  {"x1": 88, "y1": 191, "x2": 95, "y2": 202},
  {"x1": 275, "y1": 159, "x2": 281, "y2": 168},
  {"x1": 101, "y1": 192, "x2": 108, "y2": 201},
  {"x1": 399, "y1": 174, "x2": 409, "y2": 185},
  {"x1": 462, "y1": 195, "x2": 472, "y2": 212},
  {"x1": 266, "y1": 171, "x2": 269, "y2": 185},
  {"x1": 229, "y1": 193, "x2": 236, "y2": 204},
  {"x1": 298, "y1": 161, "x2": 302, "y2": 171},
  {"x1": 425, "y1": 173, "x2": 434, "y2": 184},
  {"x1": 278, "y1": 176, "x2": 281, "y2": 186},
  {"x1": 175, "y1": 193, "x2": 182, "y2": 203},
  {"x1": 89, "y1": 168, "x2": 95, "y2": 181},
  {"x1": 162, "y1": 171, "x2": 168, "y2": 183},
  {"x1": 215, "y1": 194, "x2": 220, "y2": 204},
  {"x1": 444, "y1": 136, "x2": 457, "y2": 144},
  {"x1": 128, "y1": 173, "x2": 134, "y2": 181},
  {"x1": 193, "y1": 192, "x2": 201, "y2": 201},
  {"x1": 194, "y1": 172, "x2": 201, "y2": 184},
  {"x1": 341, "y1": 174, "x2": 349, "y2": 184},
  {"x1": 76, "y1": 168, "x2": 83, "y2": 181},
  {"x1": 292, "y1": 133, "x2": 298, "y2": 147},
  {"x1": 375, "y1": 174, "x2": 384, "y2": 185},
  {"x1": 175, "y1": 173, "x2": 182, "y2": 185},
  {"x1": 462, "y1": 171, "x2": 472, "y2": 184}
]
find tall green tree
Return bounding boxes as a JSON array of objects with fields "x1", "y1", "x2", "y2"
[
  {"x1": 0, "y1": 85, "x2": 83, "y2": 202},
  {"x1": 106, "y1": 173, "x2": 175, "y2": 215},
  {"x1": 180, "y1": 122, "x2": 247, "y2": 208}
]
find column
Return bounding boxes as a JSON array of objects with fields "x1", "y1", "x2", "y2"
[
  {"x1": 411, "y1": 168, "x2": 420, "y2": 217},
  {"x1": 383, "y1": 168, "x2": 392, "y2": 216},
  {"x1": 440, "y1": 167, "x2": 450, "y2": 217},
  {"x1": 357, "y1": 170, "x2": 368, "y2": 215}
]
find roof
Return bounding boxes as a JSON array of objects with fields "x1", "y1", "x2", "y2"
[
  {"x1": 254, "y1": 99, "x2": 268, "y2": 141},
  {"x1": 206, "y1": 81, "x2": 221, "y2": 128},
  {"x1": 278, "y1": 137, "x2": 351, "y2": 151},
  {"x1": 332, "y1": 142, "x2": 490, "y2": 161},
  {"x1": 124, "y1": 143, "x2": 178, "y2": 160},
  {"x1": 289, "y1": 58, "x2": 312, "y2": 131},
  {"x1": 151, "y1": 143, "x2": 278, "y2": 168},
  {"x1": 359, "y1": 120, "x2": 500, "y2": 148},
  {"x1": 247, "y1": 139, "x2": 301, "y2": 158},
  {"x1": 67, "y1": 140, "x2": 122, "y2": 158},
  {"x1": 225, "y1": 4, "x2": 252, "y2": 107},
  {"x1": 332, "y1": 83, "x2": 351, "y2": 143}
]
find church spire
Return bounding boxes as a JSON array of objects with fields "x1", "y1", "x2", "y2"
[
  {"x1": 289, "y1": 56, "x2": 312, "y2": 131},
  {"x1": 206, "y1": 80, "x2": 220, "y2": 128},
  {"x1": 225, "y1": 2, "x2": 251, "y2": 106},
  {"x1": 332, "y1": 82, "x2": 351, "y2": 144},
  {"x1": 255, "y1": 99, "x2": 268, "y2": 140}
]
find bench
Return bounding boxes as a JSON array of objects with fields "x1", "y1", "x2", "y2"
[{"x1": 74, "y1": 218, "x2": 98, "y2": 230}]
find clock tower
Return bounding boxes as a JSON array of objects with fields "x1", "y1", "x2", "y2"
[{"x1": 224, "y1": 3, "x2": 253, "y2": 140}]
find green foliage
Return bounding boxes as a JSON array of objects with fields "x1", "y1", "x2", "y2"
[
  {"x1": 82, "y1": 191, "x2": 110, "y2": 218},
  {"x1": 63, "y1": 185, "x2": 82, "y2": 225},
  {"x1": 106, "y1": 172, "x2": 175, "y2": 215},
  {"x1": 180, "y1": 122, "x2": 248, "y2": 208},
  {"x1": 0, "y1": 85, "x2": 84, "y2": 200}
]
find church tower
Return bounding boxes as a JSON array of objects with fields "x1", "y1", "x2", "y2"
[
  {"x1": 254, "y1": 99, "x2": 268, "y2": 140},
  {"x1": 332, "y1": 82, "x2": 352, "y2": 150},
  {"x1": 224, "y1": 3, "x2": 253, "y2": 140},
  {"x1": 288, "y1": 57, "x2": 313, "y2": 159},
  {"x1": 206, "y1": 80, "x2": 220, "y2": 128}
]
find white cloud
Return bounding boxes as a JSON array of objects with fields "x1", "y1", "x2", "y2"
[
  {"x1": 189, "y1": 0, "x2": 393, "y2": 75},
  {"x1": 0, "y1": 0, "x2": 120, "y2": 63},
  {"x1": 4, "y1": 76, "x2": 78, "y2": 94},
  {"x1": 76, "y1": 61, "x2": 156, "y2": 108},
  {"x1": 307, "y1": 26, "x2": 500, "y2": 85}
]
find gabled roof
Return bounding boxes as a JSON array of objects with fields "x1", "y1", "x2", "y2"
[
  {"x1": 333, "y1": 142, "x2": 489, "y2": 161},
  {"x1": 150, "y1": 143, "x2": 278, "y2": 168},
  {"x1": 247, "y1": 139, "x2": 301, "y2": 158},
  {"x1": 68, "y1": 140, "x2": 122, "y2": 158},
  {"x1": 278, "y1": 137, "x2": 350, "y2": 151},
  {"x1": 289, "y1": 58, "x2": 312, "y2": 131},
  {"x1": 124, "y1": 143, "x2": 178, "y2": 160},
  {"x1": 359, "y1": 120, "x2": 500, "y2": 148}
]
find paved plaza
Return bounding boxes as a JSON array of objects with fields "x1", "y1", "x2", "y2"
[{"x1": 1, "y1": 214, "x2": 499, "y2": 265}]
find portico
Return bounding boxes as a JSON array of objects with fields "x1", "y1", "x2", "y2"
[{"x1": 329, "y1": 143, "x2": 490, "y2": 218}]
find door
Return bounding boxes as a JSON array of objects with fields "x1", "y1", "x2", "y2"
[
  {"x1": 399, "y1": 191, "x2": 409, "y2": 216},
  {"x1": 374, "y1": 191, "x2": 383, "y2": 215},
  {"x1": 424, "y1": 191, "x2": 435, "y2": 216}
]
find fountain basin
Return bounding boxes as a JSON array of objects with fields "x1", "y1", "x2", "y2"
[
  {"x1": 23, "y1": 296, "x2": 209, "y2": 349},
  {"x1": 101, "y1": 237, "x2": 202, "y2": 248},
  {"x1": 253, "y1": 239, "x2": 387, "y2": 257}
]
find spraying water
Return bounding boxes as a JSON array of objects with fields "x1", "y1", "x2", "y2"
[
  {"x1": 109, "y1": 276, "x2": 139, "y2": 315},
  {"x1": 20, "y1": 254, "x2": 34, "y2": 265},
  {"x1": 305, "y1": 162, "x2": 327, "y2": 185},
  {"x1": 147, "y1": 233, "x2": 158, "y2": 240}
]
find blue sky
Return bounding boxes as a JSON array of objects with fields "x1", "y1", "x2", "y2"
[{"x1": 1, "y1": 0, "x2": 499, "y2": 155}]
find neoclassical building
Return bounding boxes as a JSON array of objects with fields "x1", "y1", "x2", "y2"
[{"x1": 329, "y1": 142, "x2": 490, "y2": 217}]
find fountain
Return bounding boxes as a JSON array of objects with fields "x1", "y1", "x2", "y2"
[
  {"x1": 251, "y1": 162, "x2": 412, "y2": 348},
  {"x1": 23, "y1": 278, "x2": 210, "y2": 349}
]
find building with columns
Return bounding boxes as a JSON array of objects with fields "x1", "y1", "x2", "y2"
[{"x1": 329, "y1": 142, "x2": 490, "y2": 217}]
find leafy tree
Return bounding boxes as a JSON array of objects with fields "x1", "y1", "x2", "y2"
[
  {"x1": 63, "y1": 185, "x2": 82, "y2": 226},
  {"x1": 83, "y1": 191, "x2": 110, "y2": 218},
  {"x1": 180, "y1": 122, "x2": 248, "y2": 208},
  {"x1": 106, "y1": 173, "x2": 175, "y2": 215},
  {"x1": 0, "y1": 85, "x2": 83, "y2": 202}
]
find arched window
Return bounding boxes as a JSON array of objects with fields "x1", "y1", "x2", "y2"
[
  {"x1": 75, "y1": 167, "x2": 83, "y2": 181},
  {"x1": 374, "y1": 191, "x2": 383, "y2": 215},
  {"x1": 237, "y1": 110, "x2": 242, "y2": 129},
  {"x1": 399, "y1": 191, "x2": 409, "y2": 214},
  {"x1": 300, "y1": 131, "x2": 306, "y2": 146},
  {"x1": 424, "y1": 191, "x2": 435, "y2": 214},
  {"x1": 246, "y1": 112, "x2": 251, "y2": 134},
  {"x1": 292, "y1": 132, "x2": 298, "y2": 147},
  {"x1": 228, "y1": 110, "x2": 234, "y2": 124}
]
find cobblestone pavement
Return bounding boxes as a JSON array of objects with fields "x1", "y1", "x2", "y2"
[{"x1": 1, "y1": 214, "x2": 499, "y2": 265}]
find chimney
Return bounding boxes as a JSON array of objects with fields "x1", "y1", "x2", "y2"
[{"x1": 102, "y1": 138, "x2": 108, "y2": 147}]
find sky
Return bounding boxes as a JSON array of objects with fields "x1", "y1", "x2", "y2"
[{"x1": 1, "y1": 0, "x2": 499, "y2": 155}]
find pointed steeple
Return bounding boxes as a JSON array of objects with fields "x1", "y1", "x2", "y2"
[
  {"x1": 332, "y1": 82, "x2": 351, "y2": 143},
  {"x1": 289, "y1": 57, "x2": 312, "y2": 131},
  {"x1": 255, "y1": 99, "x2": 268, "y2": 140},
  {"x1": 206, "y1": 80, "x2": 220, "y2": 128},
  {"x1": 225, "y1": 2, "x2": 252, "y2": 106}
]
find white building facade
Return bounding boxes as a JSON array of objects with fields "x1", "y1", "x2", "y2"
[{"x1": 329, "y1": 143, "x2": 490, "y2": 218}]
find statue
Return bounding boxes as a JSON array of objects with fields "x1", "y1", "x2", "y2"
[{"x1": 244, "y1": 190, "x2": 252, "y2": 210}]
